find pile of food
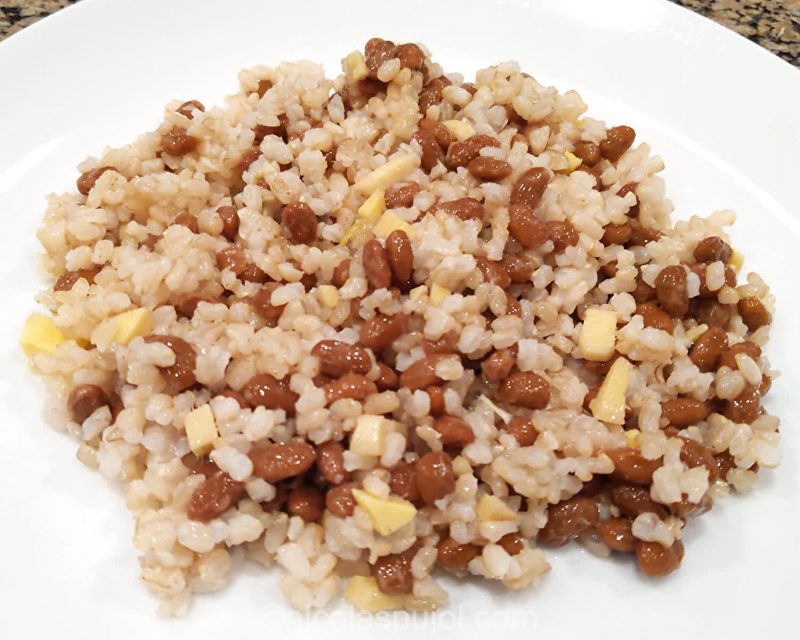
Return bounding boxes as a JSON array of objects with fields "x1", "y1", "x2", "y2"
[{"x1": 23, "y1": 39, "x2": 779, "y2": 616}]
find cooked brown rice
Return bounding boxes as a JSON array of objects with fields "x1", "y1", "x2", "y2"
[{"x1": 23, "y1": 39, "x2": 779, "y2": 616}]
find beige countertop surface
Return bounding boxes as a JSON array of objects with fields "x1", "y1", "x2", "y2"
[{"x1": 1, "y1": 0, "x2": 797, "y2": 66}]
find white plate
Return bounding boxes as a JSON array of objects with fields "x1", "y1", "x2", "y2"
[{"x1": 1, "y1": 0, "x2": 798, "y2": 638}]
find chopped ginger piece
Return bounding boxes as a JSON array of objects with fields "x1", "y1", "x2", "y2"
[
  {"x1": 112, "y1": 308, "x2": 153, "y2": 345},
  {"x1": 477, "y1": 495, "x2": 519, "y2": 522},
  {"x1": 685, "y1": 324, "x2": 709, "y2": 342},
  {"x1": 579, "y1": 308, "x2": 617, "y2": 362},
  {"x1": 345, "y1": 51, "x2": 369, "y2": 82},
  {"x1": 350, "y1": 415, "x2": 393, "y2": 456},
  {"x1": 564, "y1": 150, "x2": 582, "y2": 172},
  {"x1": 316, "y1": 285, "x2": 340, "y2": 308},
  {"x1": 354, "y1": 155, "x2": 417, "y2": 195},
  {"x1": 344, "y1": 576, "x2": 406, "y2": 612},
  {"x1": 429, "y1": 282, "x2": 450, "y2": 306},
  {"x1": 351, "y1": 489, "x2": 417, "y2": 535},
  {"x1": 373, "y1": 210, "x2": 412, "y2": 239},
  {"x1": 358, "y1": 189, "x2": 386, "y2": 223},
  {"x1": 625, "y1": 429, "x2": 641, "y2": 449},
  {"x1": 452, "y1": 455, "x2": 472, "y2": 476},
  {"x1": 479, "y1": 394, "x2": 513, "y2": 424},
  {"x1": 728, "y1": 250, "x2": 744, "y2": 274},
  {"x1": 441, "y1": 119, "x2": 475, "y2": 141},
  {"x1": 185, "y1": 404, "x2": 219, "y2": 455},
  {"x1": 21, "y1": 314, "x2": 67, "y2": 355},
  {"x1": 589, "y1": 358, "x2": 632, "y2": 425},
  {"x1": 409, "y1": 285, "x2": 428, "y2": 302},
  {"x1": 340, "y1": 219, "x2": 368, "y2": 246}
]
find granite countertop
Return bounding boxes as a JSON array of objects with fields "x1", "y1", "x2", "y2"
[{"x1": 1, "y1": 0, "x2": 798, "y2": 66}]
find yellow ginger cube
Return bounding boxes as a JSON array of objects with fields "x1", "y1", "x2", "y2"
[
  {"x1": 354, "y1": 155, "x2": 417, "y2": 195},
  {"x1": 589, "y1": 358, "x2": 632, "y2": 425},
  {"x1": 564, "y1": 150, "x2": 582, "y2": 172},
  {"x1": 350, "y1": 415, "x2": 393, "y2": 456},
  {"x1": 728, "y1": 250, "x2": 744, "y2": 274},
  {"x1": 21, "y1": 314, "x2": 67, "y2": 355},
  {"x1": 373, "y1": 211, "x2": 412, "y2": 239},
  {"x1": 316, "y1": 285, "x2": 340, "y2": 308},
  {"x1": 339, "y1": 219, "x2": 368, "y2": 246},
  {"x1": 185, "y1": 404, "x2": 219, "y2": 455},
  {"x1": 685, "y1": 324, "x2": 709, "y2": 342},
  {"x1": 477, "y1": 495, "x2": 519, "y2": 522},
  {"x1": 625, "y1": 429, "x2": 641, "y2": 449},
  {"x1": 441, "y1": 119, "x2": 475, "y2": 141},
  {"x1": 409, "y1": 285, "x2": 428, "y2": 302},
  {"x1": 344, "y1": 576, "x2": 406, "y2": 612},
  {"x1": 358, "y1": 189, "x2": 386, "y2": 224},
  {"x1": 579, "y1": 308, "x2": 617, "y2": 362},
  {"x1": 351, "y1": 489, "x2": 417, "y2": 535},
  {"x1": 345, "y1": 51, "x2": 369, "y2": 82},
  {"x1": 452, "y1": 455, "x2": 472, "y2": 476},
  {"x1": 112, "y1": 308, "x2": 153, "y2": 345},
  {"x1": 429, "y1": 282, "x2": 450, "y2": 306}
]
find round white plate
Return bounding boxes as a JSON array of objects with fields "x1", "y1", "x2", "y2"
[{"x1": 1, "y1": 0, "x2": 798, "y2": 638}]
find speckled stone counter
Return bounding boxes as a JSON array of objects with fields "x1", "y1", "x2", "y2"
[
  {"x1": 672, "y1": 0, "x2": 799, "y2": 65},
  {"x1": 1, "y1": 0, "x2": 798, "y2": 66}
]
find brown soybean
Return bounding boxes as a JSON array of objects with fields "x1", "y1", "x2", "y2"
[
  {"x1": 661, "y1": 397, "x2": 710, "y2": 427},
  {"x1": 385, "y1": 182, "x2": 420, "y2": 208},
  {"x1": 636, "y1": 302, "x2": 674, "y2": 334},
  {"x1": 324, "y1": 373, "x2": 377, "y2": 403},
  {"x1": 737, "y1": 297, "x2": 771, "y2": 331},
  {"x1": 505, "y1": 416, "x2": 538, "y2": 447},
  {"x1": 386, "y1": 230, "x2": 414, "y2": 282},
  {"x1": 372, "y1": 553, "x2": 413, "y2": 595},
  {"x1": 510, "y1": 167, "x2": 550, "y2": 209},
  {"x1": 606, "y1": 448, "x2": 661, "y2": 485},
  {"x1": 655, "y1": 265, "x2": 689, "y2": 317},
  {"x1": 481, "y1": 348, "x2": 516, "y2": 382},
  {"x1": 467, "y1": 156, "x2": 513, "y2": 181},
  {"x1": 693, "y1": 236, "x2": 733, "y2": 264},
  {"x1": 362, "y1": 240, "x2": 392, "y2": 289},
  {"x1": 287, "y1": 486, "x2": 324, "y2": 522},
  {"x1": 433, "y1": 415, "x2": 475, "y2": 447},
  {"x1": 143, "y1": 335, "x2": 197, "y2": 393},
  {"x1": 311, "y1": 340, "x2": 371, "y2": 377},
  {"x1": 496, "y1": 371, "x2": 551, "y2": 409},
  {"x1": 249, "y1": 441, "x2": 316, "y2": 482},
  {"x1": 538, "y1": 497, "x2": 599, "y2": 546},
  {"x1": 187, "y1": 471, "x2": 244, "y2": 522},
  {"x1": 508, "y1": 203, "x2": 549, "y2": 249},
  {"x1": 596, "y1": 518, "x2": 635, "y2": 553},
  {"x1": 67, "y1": 384, "x2": 109, "y2": 423},
  {"x1": 161, "y1": 126, "x2": 197, "y2": 156},
  {"x1": 359, "y1": 313, "x2": 408, "y2": 351},
  {"x1": 435, "y1": 197, "x2": 485, "y2": 221},
  {"x1": 600, "y1": 125, "x2": 635, "y2": 162},
  {"x1": 610, "y1": 484, "x2": 669, "y2": 519},
  {"x1": 283, "y1": 202, "x2": 317, "y2": 244},
  {"x1": 242, "y1": 374, "x2": 298, "y2": 414},
  {"x1": 415, "y1": 451, "x2": 455, "y2": 505},
  {"x1": 437, "y1": 537, "x2": 480, "y2": 575},
  {"x1": 315, "y1": 441, "x2": 350, "y2": 485},
  {"x1": 719, "y1": 341, "x2": 761, "y2": 371},
  {"x1": 77, "y1": 166, "x2": 114, "y2": 195},
  {"x1": 689, "y1": 326, "x2": 727, "y2": 372},
  {"x1": 636, "y1": 539, "x2": 684, "y2": 577}
]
